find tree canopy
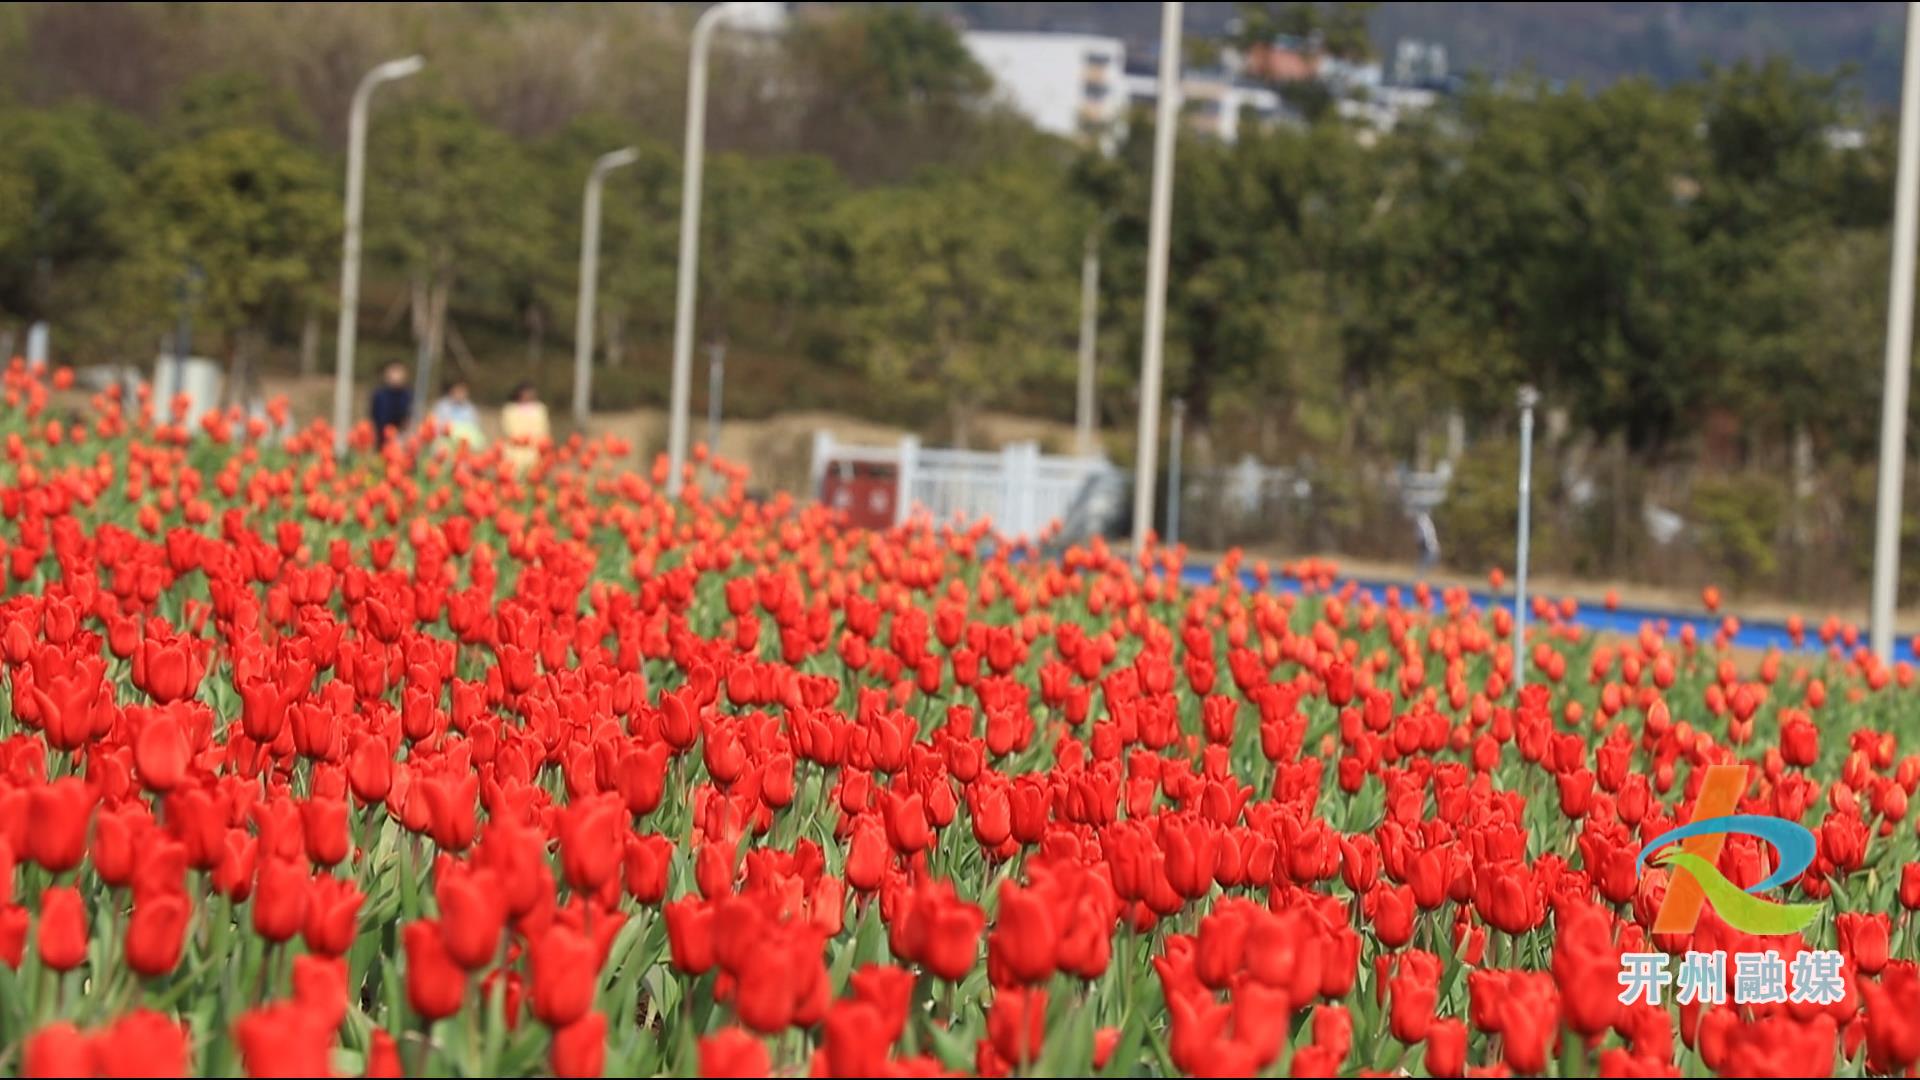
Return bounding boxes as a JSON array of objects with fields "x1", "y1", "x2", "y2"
[{"x1": 0, "y1": 1, "x2": 1896, "y2": 477}]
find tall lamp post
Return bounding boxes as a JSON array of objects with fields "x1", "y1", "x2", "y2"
[
  {"x1": 1514, "y1": 385, "x2": 1539, "y2": 697},
  {"x1": 573, "y1": 147, "x2": 641, "y2": 429},
  {"x1": 1075, "y1": 230, "x2": 1101, "y2": 457},
  {"x1": 1131, "y1": 2, "x2": 1183, "y2": 551},
  {"x1": 1871, "y1": 1, "x2": 1920, "y2": 663},
  {"x1": 332, "y1": 54, "x2": 424, "y2": 457},
  {"x1": 666, "y1": 2, "x2": 746, "y2": 496}
]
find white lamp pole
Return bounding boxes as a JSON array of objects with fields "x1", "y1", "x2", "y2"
[
  {"x1": 1514, "y1": 385, "x2": 1539, "y2": 696},
  {"x1": 1131, "y1": 1, "x2": 1183, "y2": 551},
  {"x1": 1167, "y1": 396, "x2": 1186, "y2": 547},
  {"x1": 573, "y1": 147, "x2": 641, "y2": 429},
  {"x1": 667, "y1": 2, "x2": 744, "y2": 496},
  {"x1": 1076, "y1": 230, "x2": 1101, "y2": 457},
  {"x1": 332, "y1": 54, "x2": 424, "y2": 457},
  {"x1": 1871, "y1": 1, "x2": 1920, "y2": 663}
]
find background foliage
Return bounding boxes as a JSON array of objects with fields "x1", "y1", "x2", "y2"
[{"x1": 0, "y1": 2, "x2": 1911, "y2": 603}]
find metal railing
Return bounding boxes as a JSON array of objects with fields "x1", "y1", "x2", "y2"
[{"x1": 810, "y1": 431, "x2": 1113, "y2": 540}]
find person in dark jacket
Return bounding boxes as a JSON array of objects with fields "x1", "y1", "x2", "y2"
[{"x1": 369, "y1": 362, "x2": 412, "y2": 448}]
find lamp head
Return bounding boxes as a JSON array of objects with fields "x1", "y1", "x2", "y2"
[{"x1": 373, "y1": 55, "x2": 426, "y2": 84}]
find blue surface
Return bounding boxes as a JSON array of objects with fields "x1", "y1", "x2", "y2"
[{"x1": 1175, "y1": 561, "x2": 1912, "y2": 663}]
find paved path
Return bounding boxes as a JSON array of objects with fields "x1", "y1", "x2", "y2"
[{"x1": 1177, "y1": 562, "x2": 1912, "y2": 663}]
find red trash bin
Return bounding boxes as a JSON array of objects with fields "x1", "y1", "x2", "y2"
[{"x1": 819, "y1": 460, "x2": 899, "y2": 530}]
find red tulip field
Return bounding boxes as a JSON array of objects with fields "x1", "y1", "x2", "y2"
[{"x1": 1, "y1": 363, "x2": 1919, "y2": 1077}]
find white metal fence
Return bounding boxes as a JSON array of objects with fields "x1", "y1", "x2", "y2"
[{"x1": 810, "y1": 432, "x2": 1113, "y2": 540}]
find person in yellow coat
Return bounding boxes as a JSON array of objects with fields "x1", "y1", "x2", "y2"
[{"x1": 499, "y1": 381, "x2": 549, "y2": 474}]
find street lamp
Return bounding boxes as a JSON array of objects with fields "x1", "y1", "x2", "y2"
[
  {"x1": 1076, "y1": 229, "x2": 1101, "y2": 457},
  {"x1": 573, "y1": 146, "x2": 641, "y2": 429},
  {"x1": 1131, "y1": 2, "x2": 1183, "y2": 551},
  {"x1": 666, "y1": 1, "x2": 748, "y2": 496},
  {"x1": 332, "y1": 54, "x2": 424, "y2": 457},
  {"x1": 1871, "y1": 2, "x2": 1920, "y2": 663},
  {"x1": 1514, "y1": 385, "x2": 1539, "y2": 697}
]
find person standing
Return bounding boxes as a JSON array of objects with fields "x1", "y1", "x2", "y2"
[
  {"x1": 429, "y1": 378, "x2": 484, "y2": 449},
  {"x1": 500, "y1": 381, "x2": 549, "y2": 474},
  {"x1": 368, "y1": 361, "x2": 412, "y2": 449}
]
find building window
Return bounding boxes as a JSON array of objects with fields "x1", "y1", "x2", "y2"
[
  {"x1": 1084, "y1": 49, "x2": 1112, "y2": 67},
  {"x1": 1084, "y1": 81, "x2": 1109, "y2": 101}
]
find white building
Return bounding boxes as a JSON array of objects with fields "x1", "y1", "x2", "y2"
[
  {"x1": 1337, "y1": 84, "x2": 1440, "y2": 133},
  {"x1": 962, "y1": 31, "x2": 1128, "y2": 151},
  {"x1": 1124, "y1": 71, "x2": 1288, "y2": 144}
]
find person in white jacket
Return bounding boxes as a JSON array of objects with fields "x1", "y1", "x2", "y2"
[{"x1": 429, "y1": 379, "x2": 484, "y2": 449}]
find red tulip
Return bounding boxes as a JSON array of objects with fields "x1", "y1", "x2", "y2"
[
  {"x1": 22, "y1": 1023, "x2": 92, "y2": 1078},
  {"x1": 404, "y1": 919, "x2": 466, "y2": 1020},
  {"x1": 822, "y1": 1001, "x2": 889, "y2": 1077},
  {"x1": 36, "y1": 885, "x2": 88, "y2": 972},
  {"x1": 365, "y1": 1030, "x2": 403, "y2": 1079},
  {"x1": 1365, "y1": 884, "x2": 1415, "y2": 949},
  {"x1": 1496, "y1": 972, "x2": 1560, "y2": 1074},
  {"x1": 1863, "y1": 961, "x2": 1920, "y2": 1073},
  {"x1": 1325, "y1": 661, "x2": 1354, "y2": 706},
  {"x1": 530, "y1": 924, "x2": 598, "y2": 1028},
  {"x1": 987, "y1": 881, "x2": 1056, "y2": 986},
  {"x1": 292, "y1": 954, "x2": 349, "y2": 1032},
  {"x1": 1425, "y1": 1017, "x2": 1466, "y2": 1077},
  {"x1": 302, "y1": 875, "x2": 362, "y2": 958},
  {"x1": 665, "y1": 898, "x2": 715, "y2": 975},
  {"x1": 987, "y1": 986, "x2": 1047, "y2": 1067},
  {"x1": 299, "y1": 798, "x2": 349, "y2": 867},
  {"x1": 848, "y1": 964, "x2": 915, "y2": 1046},
  {"x1": 844, "y1": 817, "x2": 889, "y2": 893},
  {"x1": 698, "y1": 1029, "x2": 770, "y2": 1078},
  {"x1": 125, "y1": 893, "x2": 191, "y2": 977},
  {"x1": 558, "y1": 796, "x2": 623, "y2": 894},
  {"x1": 251, "y1": 858, "x2": 308, "y2": 943},
  {"x1": 133, "y1": 711, "x2": 191, "y2": 791},
  {"x1": 1387, "y1": 950, "x2": 1440, "y2": 1043},
  {"x1": 550, "y1": 1011, "x2": 607, "y2": 1078},
  {"x1": 899, "y1": 884, "x2": 983, "y2": 982},
  {"x1": 233, "y1": 1003, "x2": 334, "y2": 1078},
  {"x1": 0, "y1": 903, "x2": 29, "y2": 969},
  {"x1": 27, "y1": 778, "x2": 93, "y2": 873},
  {"x1": 93, "y1": 1008, "x2": 191, "y2": 1077},
  {"x1": 624, "y1": 834, "x2": 673, "y2": 906},
  {"x1": 1311, "y1": 1003, "x2": 1352, "y2": 1064},
  {"x1": 1838, "y1": 911, "x2": 1892, "y2": 976},
  {"x1": 881, "y1": 790, "x2": 930, "y2": 855},
  {"x1": 730, "y1": 923, "x2": 829, "y2": 1033},
  {"x1": 435, "y1": 862, "x2": 507, "y2": 970}
]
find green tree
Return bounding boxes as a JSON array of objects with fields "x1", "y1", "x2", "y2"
[
  {"x1": 1102, "y1": 117, "x2": 1372, "y2": 457},
  {"x1": 132, "y1": 126, "x2": 337, "y2": 395},
  {"x1": 702, "y1": 152, "x2": 846, "y2": 354},
  {"x1": 1418, "y1": 77, "x2": 1710, "y2": 449},
  {"x1": 781, "y1": 6, "x2": 1005, "y2": 183},
  {"x1": 0, "y1": 106, "x2": 134, "y2": 319},
  {"x1": 1233, "y1": 2, "x2": 1376, "y2": 121},
  {"x1": 365, "y1": 101, "x2": 553, "y2": 386},
  {"x1": 837, "y1": 164, "x2": 1076, "y2": 445},
  {"x1": 536, "y1": 116, "x2": 679, "y2": 379},
  {"x1": 168, "y1": 70, "x2": 316, "y2": 144},
  {"x1": 1234, "y1": 2, "x2": 1377, "y2": 59}
]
